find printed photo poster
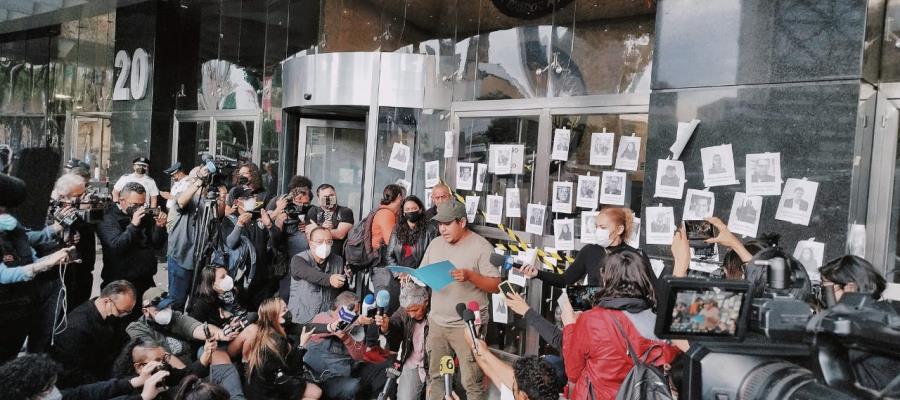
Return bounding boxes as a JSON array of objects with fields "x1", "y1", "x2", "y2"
[
  {"x1": 554, "y1": 219, "x2": 576, "y2": 251},
  {"x1": 615, "y1": 136, "x2": 642, "y2": 171},
  {"x1": 576, "y1": 174, "x2": 601, "y2": 209},
  {"x1": 388, "y1": 142, "x2": 411, "y2": 171},
  {"x1": 646, "y1": 206, "x2": 676, "y2": 245},
  {"x1": 525, "y1": 203, "x2": 546, "y2": 235},
  {"x1": 395, "y1": 179, "x2": 411, "y2": 194},
  {"x1": 424, "y1": 160, "x2": 440, "y2": 188},
  {"x1": 581, "y1": 211, "x2": 599, "y2": 244},
  {"x1": 700, "y1": 144, "x2": 739, "y2": 187},
  {"x1": 775, "y1": 178, "x2": 819, "y2": 226},
  {"x1": 727, "y1": 192, "x2": 763, "y2": 238},
  {"x1": 464, "y1": 195, "x2": 480, "y2": 223},
  {"x1": 655, "y1": 159, "x2": 686, "y2": 199},
  {"x1": 491, "y1": 293, "x2": 509, "y2": 324},
  {"x1": 683, "y1": 189, "x2": 715, "y2": 221},
  {"x1": 552, "y1": 128, "x2": 571, "y2": 161},
  {"x1": 745, "y1": 152, "x2": 782, "y2": 196},
  {"x1": 456, "y1": 162, "x2": 474, "y2": 191},
  {"x1": 492, "y1": 144, "x2": 512, "y2": 175},
  {"x1": 510, "y1": 145, "x2": 525, "y2": 175},
  {"x1": 475, "y1": 163, "x2": 488, "y2": 191},
  {"x1": 443, "y1": 131, "x2": 455, "y2": 158},
  {"x1": 424, "y1": 188, "x2": 433, "y2": 210},
  {"x1": 628, "y1": 217, "x2": 641, "y2": 248},
  {"x1": 794, "y1": 239, "x2": 825, "y2": 282},
  {"x1": 506, "y1": 188, "x2": 521, "y2": 218},
  {"x1": 485, "y1": 195, "x2": 504, "y2": 225},
  {"x1": 599, "y1": 171, "x2": 627, "y2": 206},
  {"x1": 551, "y1": 181, "x2": 574, "y2": 213},
  {"x1": 590, "y1": 131, "x2": 615, "y2": 166}
]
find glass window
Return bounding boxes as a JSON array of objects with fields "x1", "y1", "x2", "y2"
[
  {"x1": 410, "y1": 110, "x2": 448, "y2": 204},
  {"x1": 72, "y1": 117, "x2": 112, "y2": 181},
  {"x1": 372, "y1": 107, "x2": 419, "y2": 208},
  {"x1": 304, "y1": 125, "x2": 367, "y2": 217},
  {"x1": 215, "y1": 120, "x2": 254, "y2": 163},
  {"x1": 176, "y1": 120, "x2": 211, "y2": 167}
]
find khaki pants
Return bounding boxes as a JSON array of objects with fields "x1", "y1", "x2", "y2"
[{"x1": 425, "y1": 323, "x2": 485, "y2": 400}]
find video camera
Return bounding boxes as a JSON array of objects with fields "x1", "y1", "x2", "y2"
[
  {"x1": 198, "y1": 153, "x2": 237, "y2": 188},
  {"x1": 49, "y1": 185, "x2": 113, "y2": 227},
  {"x1": 655, "y1": 251, "x2": 900, "y2": 399}
]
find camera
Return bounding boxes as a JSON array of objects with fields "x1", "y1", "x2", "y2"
[
  {"x1": 283, "y1": 200, "x2": 309, "y2": 222},
  {"x1": 49, "y1": 187, "x2": 112, "y2": 227}
]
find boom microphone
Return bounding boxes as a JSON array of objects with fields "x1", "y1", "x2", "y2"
[
  {"x1": 376, "y1": 290, "x2": 391, "y2": 315},
  {"x1": 439, "y1": 355, "x2": 455, "y2": 398}
]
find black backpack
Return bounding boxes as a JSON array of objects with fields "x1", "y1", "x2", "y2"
[
  {"x1": 610, "y1": 315, "x2": 675, "y2": 400},
  {"x1": 343, "y1": 209, "x2": 382, "y2": 271}
]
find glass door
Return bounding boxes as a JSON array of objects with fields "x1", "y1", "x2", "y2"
[
  {"x1": 69, "y1": 115, "x2": 112, "y2": 182},
  {"x1": 172, "y1": 110, "x2": 262, "y2": 173},
  {"x1": 175, "y1": 119, "x2": 212, "y2": 167},
  {"x1": 298, "y1": 119, "x2": 367, "y2": 217}
]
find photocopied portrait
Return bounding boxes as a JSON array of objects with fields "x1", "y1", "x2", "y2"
[
  {"x1": 506, "y1": 187, "x2": 521, "y2": 218},
  {"x1": 590, "y1": 131, "x2": 615, "y2": 166},
  {"x1": 775, "y1": 178, "x2": 818, "y2": 226},
  {"x1": 388, "y1": 142, "x2": 411, "y2": 171},
  {"x1": 552, "y1": 181, "x2": 574, "y2": 213},
  {"x1": 727, "y1": 192, "x2": 763, "y2": 238},
  {"x1": 456, "y1": 162, "x2": 474, "y2": 191},
  {"x1": 465, "y1": 195, "x2": 480, "y2": 223},
  {"x1": 475, "y1": 163, "x2": 488, "y2": 191},
  {"x1": 655, "y1": 159, "x2": 686, "y2": 199},
  {"x1": 526, "y1": 203, "x2": 546, "y2": 235},
  {"x1": 581, "y1": 211, "x2": 599, "y2": 244},
  {"x1": 493, "y1": 144, "x2": 512, "y2": 175},
  {"x1": 615, "y1": 136, "x2": 642, "y2": 171},
  {"x1": 646, "y1": 206, "x2": 676, "y2": 245},
  {"x1": 700, "y1": 144, "x2": 739, "y2": 187},
  {"x1": 552, "y1": 128, "x2": 571, "y2": 161},
  {"x1": 485, "y1": 194, "x2": 504, "y2": 224},
  {"x1": 745, "y1": 152, "x2": 782, "y2": 196},
  {"x1": 576, "y1": 174, "x2": 601, "y2": 209},
  {"x1": 599, "y1": 170, "x2": 627, "y2": 206},
  {"x1": 793, "y1": 240, "x2": 825, "y2": 282},
  {"x1": 492, "y1": 293, "x2": 509, "y2": 324},
  {"x1": 510, "y1": 144, "x2": 525, "y2": 175},
  {"x1": 424, "y1": 160, "x2": 440, "y2": 188},
  {"x1": 554, "y1": 218, "x2": 576, "y2": 251},
  {"x1": 683, "y1": 189, "x2": 715, "y2": 221}
]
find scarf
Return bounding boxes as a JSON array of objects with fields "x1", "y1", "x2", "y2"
[{"x1": 596, "y1": 297, "x2": 651, "y2": 313}]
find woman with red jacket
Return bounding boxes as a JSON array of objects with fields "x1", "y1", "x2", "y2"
[{"x1": 562, "y1": 250, "x2": 682, "y2": 399}]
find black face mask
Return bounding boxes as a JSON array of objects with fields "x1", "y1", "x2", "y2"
[
  {"x1": 238, "y1": 176, "x2": 250, "y2": 186},
  {"x1": 134, "y1": 167, "x2": 147, "y2": 175},
  {"x1": 282, "y1": 310, "x2": 293, "y2": 326},
  {"x1": 405, "y1": 211, "x2": 423, "y2": 223}
]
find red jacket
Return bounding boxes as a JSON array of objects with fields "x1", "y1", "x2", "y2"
[{"x1": 563, "y1": 308, "x2": 680, "y2": 400}]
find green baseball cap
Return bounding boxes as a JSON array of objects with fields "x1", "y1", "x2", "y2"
[{"x1": 432, "y1": 200, "x2": 467, "y2": 223}]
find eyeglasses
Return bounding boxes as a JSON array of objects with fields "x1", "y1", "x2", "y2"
[{"x1": 109, "y1": 298, "x2": 132, "y2": 317}]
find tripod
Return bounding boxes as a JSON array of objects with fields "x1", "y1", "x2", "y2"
[{"x1": 184, "y1": 188, "x2": 221, "y2": 311}]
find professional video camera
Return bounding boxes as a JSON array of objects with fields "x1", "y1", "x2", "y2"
[
  {"x1": 48, "y1": 184, "x2": 113, "y2": 227},
  {"x1": 655, "y1": 250, "x2": 900, "y2": 399},
  {"x1": 198, "y1": 153, "x2": 237, "y2": 188}
]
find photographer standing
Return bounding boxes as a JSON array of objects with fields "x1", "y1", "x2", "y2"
[
  {"x1": 98, "y1": 182, "x2": 168, "y2": 311},
  {"x1": 269, "y1": 175, "x2": 314, "y2": 303},
  {"x1": 305, "y1": 184, "x2": 354, "y2": 259},
  {"x1": 47, "y1": 173, "x2": 98, "y2": 309},
  {"x1": 222, "y1": 189, "x2": 275, "y2": 310}
]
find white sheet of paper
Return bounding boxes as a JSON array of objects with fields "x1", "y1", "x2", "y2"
[
  {"x1": 727, "y1": 192, "x2": 762, "y2": 237},
  {"x1": 475, "y1": 163, "x2": 488, "y2": 191},
  {"x1": 646, "y1": 206, "x2": 676, "y2": 245},
  {"x1": 775, "y1": 178, "x2": 818, "y2": 226},
  {"x1": 485, "y1": 194, "x2": 504, "y2": 225},
  {"x1": 745, "y1": 152, "x2": 782, "y2": 196},
  {"x1": 576, "y1": 175, "x2": 600, "y2": 209},
  {"x1": 424, "y1": 160, "x2": 440, "y2": 188},
  {"x1": 510, "y1": 144, "x2": 525, "y2": 175},
  {"x1": 395, "y1": 179, "x2": 411, "y2": 193},
  {"x1": 500, "y1": 384, "x2": 515, "y2": 400},
  {"x1": 464, "y1": 196, "x2": 480, "y2": 223},
  {"x1": 590, "y1": 132, "x2": 615, "y2": 166},
  {"x1": 517, "y1": 248, "x2": 537, "y2": 266},
  {"x1": 443, "y1": 131, "x2": 455, "y2": 158},
  {"x1": 506, "y1": 188, "x2": 521, "y2": 218},
  {"x1": 387, "y1": 142, "x2": 410, "y2": 171},
  {"x1": 629, "y1": 217, "x2": 641, "y2": 248},
  {"x1": 551, "y1": 181, "x2": 574, "y2": 213},
  {"x1": 655, "y1": 159, "x2": 686, "y2": 199},
  {"x1": 649, "y1": 258, "x2": 666, "y2": 278},
  {"x1": 552, "y1": 128, "x2": 571, "y2": 161},
  {"x1": 526, "y1": 203, "x2": 546, "y2": 235},
  {"x1": 508, "y1": 268, "x2": 528, "y2": 287},
  {"x1": 581, "y1": 211, "x2": 599, "y2": 244},
  {"x1": 554, "y1": 219, "x2": 576, "y2": 251},
  {"x1": 424, "y1": 189, "x2": 433, "y2": 209},
  {"x1": 599, "y1": 171, "x2": 627, "y2": 206},
  {"x1": 700, "y1": 144, "x2": 739, "y2": 187},
  {"x1": 670, "y1": 119, "x2": 700, "y2": 160},
  {"x1": 683, "y1": 189, "x2": 715, "y2": 221},
  {"x1": 492, "y1": 144, "x2": 512, "y2": 175},
  {"x1": 456, "y1": 162, "x2": 474, "y2": 191},
  {"x1": 615, "y1": 136, "x2": 641, "y2": 171},
  {"x1": 491, "y1": 293, "x2": 508, "y2": 324},
  {"x1": 847, "y1": 224, "x2": 866, "y2": 257},
  {"x1": 794, "y1": 239, "x2": 825, "y2": 282}
]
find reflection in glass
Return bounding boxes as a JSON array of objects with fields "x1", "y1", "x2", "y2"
[
  {"x1": 199, "y1": 60, "x2": 261, "y2": 110},
  {"x1": 177, "y1": 121, "x2": 211, "y2": 167},
  {"x1": 305, "y1": 126, "x2": 366, "y2": 217},
  {"x1": 216, "y1": 120, "x2": 254, "y2": 163},
  {"x1": 72, "y1": 118, "x2": 112, "y2": 181},
  {"x1": 373, "y1": 108, "x2": 418, "y2": 208}
]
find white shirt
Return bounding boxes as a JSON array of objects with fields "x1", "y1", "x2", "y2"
[{"x1": 114, "y1": 173, "x2": 160, "y2": 204}]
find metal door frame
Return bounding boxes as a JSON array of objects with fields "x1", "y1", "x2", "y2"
[
  {"x1": 172, "y1": 109, "x2": 263, "y2": 165},
  {"x1": 296, "y1": 118, "x2": 368, "y2": 176},
  {"x1": 867, "y1": 83, "x2": 900, "y2": 277},
  {"x1": 64, "y1": 111, "x2": 112, "y2": 176}
]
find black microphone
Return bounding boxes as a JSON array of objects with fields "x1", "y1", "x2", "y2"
[
  {"x1": 377, "y1": 346, "x2": 404, "y2": 400},
  {"x1": 457, "y1": 304, "x2": 479, "y2": 354},
  {"x1": 489, "y1": 252, "x2": 507, "y2": 267},
  {"x1": 222, "y1": 312, "x2": 258, "y2": 336}
]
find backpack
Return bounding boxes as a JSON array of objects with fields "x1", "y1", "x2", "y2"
[
  {"x1": 343, "y1": 209, "x2": 382, "y2": 271},
  {"x1": 610, "y1": 315, "x2": 674, "y2": 400}
]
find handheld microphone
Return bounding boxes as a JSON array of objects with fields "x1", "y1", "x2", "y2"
[
  {"x1": 375, "y1": 290, "x2": 391, "y2": 315},
  {"x1": 467, "y1": 301, "x2": 482, "y2": 326},
  {"x1": 222, "y1": 312, "x2": 258, "y2": 336},
  {"x1": 489, "y1": 253, "x2": 507, "y2": 268},
  {"x1": 336, "y1": 305, "x2": 358, "y2": 331},
  {"x1": 439, "y1": 355, "x2": 455, "y2": 397},
  {"x1": 361, "y1": 294, "x2": 376, "y2": 318},
  {"x1": 457, "y1": 304, "x2": 479, "y2": 353}
]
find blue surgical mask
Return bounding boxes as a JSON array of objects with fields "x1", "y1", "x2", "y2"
[{"x1": 0, "y1": 214, "x2": 18, "y2": 231}]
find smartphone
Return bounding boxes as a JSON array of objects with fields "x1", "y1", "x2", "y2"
[
  {"x1": 683, "y1": 220, "x2": 718, "y2": 247},
  {"x1": 498, "y1": 280, "x2": 523, "y2": 296},
  {"x1": 567, "y1": 286, "x2": 601, "y2": 311},
  {"x1": 203, "y1": 322, "x2": 211, "y2": 340}
]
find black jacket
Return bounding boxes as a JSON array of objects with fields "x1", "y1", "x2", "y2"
[
  {"x1": 62, "y1": 377, "x2": 134, "y2": 400},
  {"x1": 383, "y1": 223, "x2": 438, "y2": 268},
  {"x1": 51, "y1": 299, "x2": 130, "y2": 388},
  {"x1": 97, "y1": 205, "x2": 167, "y2": 283},
  {"x1": 384, "y1": 307, "x2": 428, "y2": 367}
]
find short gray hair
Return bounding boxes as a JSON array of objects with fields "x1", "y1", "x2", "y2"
[
  {"x1": 121, "y1": 182, "x2": 146, "y2": 198},
  {"x1": 333, "y1": 291, "x2": 359, "y2": 311},
  {"x1": 53, "y1": 173, "x2": 86, "y2": 198}
]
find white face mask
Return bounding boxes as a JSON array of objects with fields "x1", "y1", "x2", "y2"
[
  {"x1": 154, "y1": 308, "x2": 173, "y2": 325},
  {"x1": 217, "y1": 275, "x2": 234, "y2": 292},
  {"x1": 314, "y1": 243, "x2": 331, "y2": 259},
  {"x1": 40, "y1": 386, "x2": 62, "y2": 400},
  {"x1": 595, "y1": 228, "x2": 613, "y2": 248}
]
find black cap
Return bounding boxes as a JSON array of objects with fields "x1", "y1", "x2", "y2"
[
  {"x1": 163, "y1": 161, "x2": 183, "y2": 176},
  {"x1": 64, "y1": 158, "x2": 90, "y2": 170},
  {"x1": 132, "y1": 157, "x2": 150, "y2": 166}
]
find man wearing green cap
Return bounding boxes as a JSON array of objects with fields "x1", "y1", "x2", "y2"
[{"x1": 420, "y1": 201, "x2": 500, "y2": 400}]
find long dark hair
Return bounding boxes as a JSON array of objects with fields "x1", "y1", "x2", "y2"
[
  {"x1": 196, "y1": 265, "x2": 226, "y2": 300},
  {"x1": 113, "y1": 338, "x2": 166, "y2": 378},
  {"x1": 233, "y1": 162, "x2": 263, "y2": 190},
  {"x1": 820, "y1": 255, "x2": 886, "y2": 299},
  {"x1": 396, "y1": 196, "x2": 426, "y2": 245},
  {"x1": 597, "y1": 251, "x2": 657, "y2": 309},
  {"x1": 721, "y1": 233, "x2": 779, "y2": 280},
  {"x1": 380, "y1": 184, "x2": 405, "y2": 206},
  {"x1": 174, "y1": 375, "x2": 230, "y2": 400}
]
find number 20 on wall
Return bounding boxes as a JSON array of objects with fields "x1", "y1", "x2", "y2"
[{"x1": 113, "y1": 48, "x2": 150, "y2": 101}]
